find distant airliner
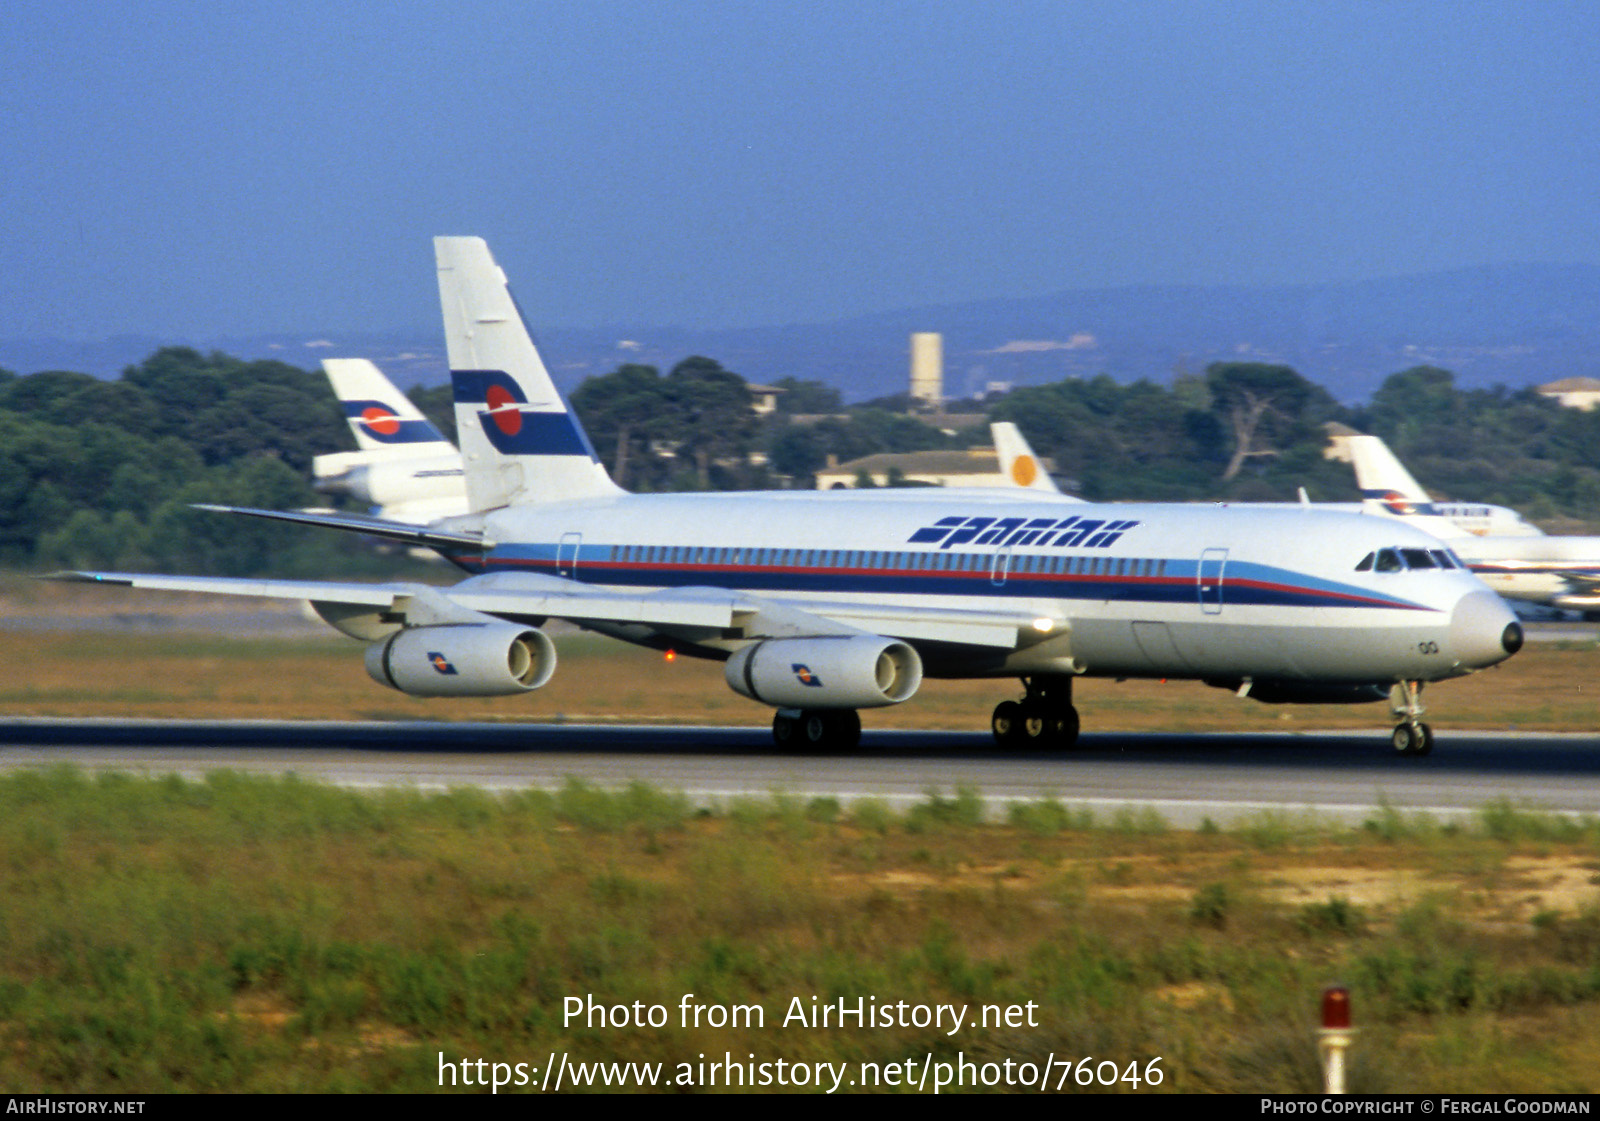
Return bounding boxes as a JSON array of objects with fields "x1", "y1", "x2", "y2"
[
  {"x1": 312, "y1": 358, "x2": 468, "y2": 523},
  {"x1": 55, "y1": 239, "x2": 1524, "y2": 756},
  {"x1": 1345, "y1": 434, "x2": 1600, "y2": 615}
]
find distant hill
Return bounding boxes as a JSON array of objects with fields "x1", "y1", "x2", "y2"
[{"x1": 7, "y1": 263, "x2": 1600, "y2": 403}]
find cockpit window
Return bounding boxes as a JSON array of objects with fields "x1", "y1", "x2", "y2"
[
  {"x1": 1374, "y1": 548, "x2": 1403, "y2": 573},
  {"x1": 1429, "y1": 549, "x2": 1456, "y2": 569},
  {"x1": 1400, "y1": 548, "x2": 1436, "y2": 569},
  {"x1": 1355, "y1": 552, "x2": 1374, "y2": 572}
]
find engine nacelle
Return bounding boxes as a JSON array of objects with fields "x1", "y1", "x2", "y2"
[
  {"x1": 724, "y1": 635, "x2": 922, "y2": 709},
  {"x1": 365, "y1": 623, "x2": 556, "y2": 697}
]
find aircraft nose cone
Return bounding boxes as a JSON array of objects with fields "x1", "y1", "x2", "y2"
[
  {"x1": 1450, "y1": 591, "x2": 1521, "y2": 668},
  {"x1": 1502, "y1": 620, "x2": 1524, "y2": 655}
]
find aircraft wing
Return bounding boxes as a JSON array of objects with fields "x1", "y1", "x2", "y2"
[{"x1": 49, "y1": 569, "x2": 1041, "y2": 650}]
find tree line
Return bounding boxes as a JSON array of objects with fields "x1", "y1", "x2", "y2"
[{"x1": 4, "y1": 346, "x2": 1599, "y2": 576}]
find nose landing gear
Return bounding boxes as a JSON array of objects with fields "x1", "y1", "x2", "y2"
[{"x1": 1390, "y1": 680, "x2": 1433, "y2": 756}]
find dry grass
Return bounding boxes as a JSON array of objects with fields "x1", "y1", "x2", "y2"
[{"x1": 5, "y1": 770, "x2": 1600, "y2": 1092}]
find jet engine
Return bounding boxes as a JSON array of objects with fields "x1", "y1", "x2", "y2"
[
  {"x1": 365, "y1": 623, "x2": 556, "y2": 697},
  {"x1": 724, "y1": 635, "x2": 922, "y2": 709}
]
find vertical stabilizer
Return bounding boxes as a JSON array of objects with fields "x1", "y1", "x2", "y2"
[
  {"x1": 434, "y1": 237, "x2": 621, "y2": 511},
  {"x1": 1347, "y1": 435, "x2": 1430, "y2": 503},
  {"x1": 1345, "y1": 434, "x2": 1466, "y2": 538},
  {"x1": 323, "y1": 359, "x2": 455, "y2": 453},
  {"x1": 991, "y1": 422, "x2": 1061, "y2": 492}
]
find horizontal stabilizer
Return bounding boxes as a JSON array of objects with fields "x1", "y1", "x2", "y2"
[{"x1": 190, "y1": 504, "x2": 491, "y2": 551}]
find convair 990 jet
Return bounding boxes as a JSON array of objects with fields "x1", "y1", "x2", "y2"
[{"x1": 53, "y1": 239, "x2": 1524, "y2": 756}]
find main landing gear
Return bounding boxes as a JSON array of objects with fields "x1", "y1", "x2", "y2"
[
  {"x1": 992, "y1": 676, "x2": 1080, "y2": 750},
  {"x1": 1389, "y1": 680, "x2": 1433, "y2": 756},
  {"x1": 771, "y1": 708, "x2": 861, "y2": 752}
]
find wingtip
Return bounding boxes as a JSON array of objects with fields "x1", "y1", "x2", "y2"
[{"x1": 39, "y1": 570, "x2": 132, "y2": 585}]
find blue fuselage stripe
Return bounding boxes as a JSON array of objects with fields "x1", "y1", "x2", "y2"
[{"x1": 455, "y1": 548, "x2": 1432, "y2": 612}]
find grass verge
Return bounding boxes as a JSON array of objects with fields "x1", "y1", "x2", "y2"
[{"x1": 4, "y1": 768, "x2": 1600, "y2": 1093}]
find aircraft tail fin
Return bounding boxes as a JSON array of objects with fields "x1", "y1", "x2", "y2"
[
  {"x1": 434, "y1": 237, "x2": 622, "y2": 511},
  {"x1": 1346, "y1": 434, "x2": 1431, "y2": 503},
  {"x1": 322, "y1": 359, "x2": 455, "y2": 452},
  {"x1": 1343, "y1": 434, "x2": 1467, "y2": 536},
  {"x1": 990, "y1": 422, "x2": 1061, "y2": 492}
]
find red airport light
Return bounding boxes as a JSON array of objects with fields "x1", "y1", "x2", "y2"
[{"x1": 1321, "y1": 985, "x2": 1351, "y2": 1030}]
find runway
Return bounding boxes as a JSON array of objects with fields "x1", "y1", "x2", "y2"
[{"x1": 3, "y1": 717, "x2": 1599, "y2": 827}]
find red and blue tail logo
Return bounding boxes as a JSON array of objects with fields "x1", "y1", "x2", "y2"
[
  {"x1": 450, "y1": 369, "x2": 599, "y2": 459},
  {"x1": 342, "y1": 400, "x2": 447, "y2": 445}
]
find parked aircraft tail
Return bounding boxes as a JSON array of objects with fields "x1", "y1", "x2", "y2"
[
  {"x1": 990, "y1": 422, "x2": 1062, "y2": 493},
  {"x1": 323, "y1": 358, "x2": 454, "y2": 452},
  {"x1": 1345, "y1": 435, "x2": 1436, "y2": 512},
  {"x1": 434, "y1": 236, "x2": 622, "y2": 511}
]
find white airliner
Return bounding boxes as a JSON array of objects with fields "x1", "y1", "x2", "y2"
[
  {"x1": 1344, "y1": 434, "x2": 1600, "y2": 614},
  {"x1": 54, "y1": 238, "x2": 1525, "y2": 756},
  {"x1": 312, "y1": 358, "x2": 469, "y2": 523},
  {"x1": 1345, "y1": 434, "x2": 1542, "y2": 538}
]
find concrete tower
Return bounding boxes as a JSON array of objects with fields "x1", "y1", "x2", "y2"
[{"x1": 909, "y1": 332, "x2": 943, "y2": 407}]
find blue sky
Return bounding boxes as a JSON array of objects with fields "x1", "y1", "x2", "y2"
[{"x1": 3, "y1": 0, "x2": 1597, "y2": 339}]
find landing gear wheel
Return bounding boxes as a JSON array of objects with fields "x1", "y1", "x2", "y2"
[
  {"x1": 822, "y1": 709, "x2": 861, "y2": 751},
  {"x1": 773, "y1": 711, "x2": 798, "y2": 748},
  {"x1": 1047, "y1": 706, "x2": 1081, "y2": 750},
  {"x1": 1017, "y1": 703, "x2": 1080, "y2": 750},
  {"x1": 773, "y1": 709, "x2": 860, "y2": 752},
  {"x1": 992, "y1": 681, "x2": 1080, "y2": 751},
  {"x1": 1392, "y1": 721, "x2": 1434, "y2": 756},
  {"x1": 992, "y1": 700, "x2": 1024, "y2": 746}
]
